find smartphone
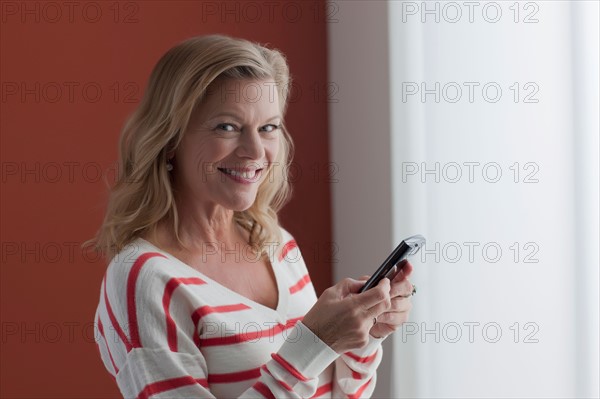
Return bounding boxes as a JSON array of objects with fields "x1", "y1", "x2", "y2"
[{"x1": 358, "y1": 234, "x2": 426, "y2": 293}]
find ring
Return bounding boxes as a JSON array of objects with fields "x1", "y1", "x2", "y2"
[
  {"x1": 373, "y1": 317, "x2": 377, "y2": 326},
  {"x1": 399, "y1": 284, "x2": 417, "y2": 298}
]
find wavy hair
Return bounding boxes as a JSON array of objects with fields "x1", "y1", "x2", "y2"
[{"x1": 85, "y1": 34, "x2": 295, "y2": 261}]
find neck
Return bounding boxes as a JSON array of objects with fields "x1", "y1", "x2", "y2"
[{"x1": 149, "y1": 198, "x2": 248, "y2": 257}]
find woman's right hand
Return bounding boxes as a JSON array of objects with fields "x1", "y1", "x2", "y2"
[{"x1": 301, "y1": 277, "x2": 392, "y2": 353}]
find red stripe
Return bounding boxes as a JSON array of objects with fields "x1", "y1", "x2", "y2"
[
  {"x1": 94, "y1": 317, "x2": 118, "y2": 382},
  {"x1": 97, "y1": 318, "x2": 119, "y2": 374},
  {"x1": 191, "y1": 303, "x2": 250, "y2": 348},
  {"x1": 261, "y1": 364, "x2": 293, "y2": 391},
  {"x1": 253, "y1": 381, "x2": 276, "y2": 399},
  {"x1": 351, "y1": 369, "x2": 364, "y2": 380},
  {"x1": 310, "y1": 381, "x2": 334, "y2": 398},
  {"x1": 103, "y1": 275, "x2": 132, "y2": 352},
  {"x1": 127, "y1": 252, "x2": 166, "y2": 349},
  {"x1": 208, "y1": 367, "x2": 261, "y2": 383},
  {"x1": 271, "y1": 353, "x2": 309, "y2": 382},
  {"x1": 348, "y1": 377, "x2": 373, "y2": 399},
  {"x1": 278, "y1": 239, "x2": 298, "y2": 262},
  {"x1": 192, "y1": 303, "x2": 251, "y2": 322},
  {"x1": 137, "y1": 376, "x2": 208, "y2": 399},
  {"x1": 163, "y1": 277, "x2": 207, "y2": 351},
  {"x1": 289, "y1": 274, "x2": 311, "y2": 294},
  {"x1": 343, "y1": 349, "x2": 378, "y2": 364},
  {"x1": 199, "y1": 316, "x2": 302, "y2": 347}
]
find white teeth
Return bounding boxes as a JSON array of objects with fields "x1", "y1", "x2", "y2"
[{"x1": 224, "y1": 169, "x2": 257, "y2": 179}]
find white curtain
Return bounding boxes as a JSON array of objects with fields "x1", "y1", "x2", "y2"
[{"x1": 328, "y1": 1, "x2": 599, "y2": 397}]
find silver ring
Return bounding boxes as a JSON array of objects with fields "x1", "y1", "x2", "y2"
[{"x1": 399, "y1": 284, "x2": 417, "y2": 298}]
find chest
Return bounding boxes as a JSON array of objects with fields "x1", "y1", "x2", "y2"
[{"x1": 193, "y1": 257, "x2": 280, "y2": 311}]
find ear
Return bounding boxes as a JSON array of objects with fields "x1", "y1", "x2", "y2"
[{"x1": 167, "y1": 150, "x2": 175, "y2": 160}]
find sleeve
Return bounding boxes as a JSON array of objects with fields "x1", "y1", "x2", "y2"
[
  {"x1": 331, "y1": 335, "x2": 386, "y2": 398},
  {"x1": 278, "y1": 227, "x2": 388, "y2": 399},
  {"x1": 115, "y1": 323, "x2": 341, "y2": 399},
  {"x1": 100, "y1": 254, "x2": 341, "y2": 399}
]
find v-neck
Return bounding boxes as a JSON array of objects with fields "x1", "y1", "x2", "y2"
[{"x1": 135, "y1": 238, "x2": 290, "y2": 323}]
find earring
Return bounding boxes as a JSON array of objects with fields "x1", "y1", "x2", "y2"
[{"x1": 166, "y1": 160, "x2": 173, "y2": 172}]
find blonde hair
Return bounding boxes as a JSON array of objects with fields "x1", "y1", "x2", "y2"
[{"x1": 85, "y1": 34, "x2": 295, "y2": 261}]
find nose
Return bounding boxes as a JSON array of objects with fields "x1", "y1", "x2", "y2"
[{"x1": 236, "y1": 128, "x2": 265, "y2": 160}]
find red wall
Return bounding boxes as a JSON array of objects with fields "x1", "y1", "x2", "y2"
[{"x1": 0, "y1": 2, "x2": 333, "y2": 397}]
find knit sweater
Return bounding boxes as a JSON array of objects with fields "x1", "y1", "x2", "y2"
[{"x1": 94, "y1": 226, "x2": 385, "y2": 398}]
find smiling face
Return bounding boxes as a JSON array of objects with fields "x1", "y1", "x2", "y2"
[{"x1": 171, "y1": 77, "x2": 282, "y2": 213}]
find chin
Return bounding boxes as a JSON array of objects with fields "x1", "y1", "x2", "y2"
[
  {"x1": 223, "y1": 197, "x2": 257, "y2": 212},
  {"x1": 230, "y1": 203, "x2": 255, "y2": 212}
]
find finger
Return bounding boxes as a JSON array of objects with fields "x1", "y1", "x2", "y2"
[
  {"x1": 390, "y1": 279, "x2": 414, "y2": 298},
  {"x1": 375, "y1": 308, "x2": 412, "y2": 325},
  {"x1": 354, "y1": 278, "x2": 391, "y2": 309},
  {"x1": 357, "y1": 275, "x2": 370, "y2": 281},
  {"x1": 341, "y1": 277, "x2": 371, "y2": 296},
  {"x1": 389, "y1": 296, "x2": 413, "y2": 312},
  {"x1": 376, "y1": 298, "x2": 413, "y2": 318},
  {"x1": 367, "y1": 280, "x2": 394, "y2": 315},
  {"x1": 401, "y1": 261, "x2": 414, "y2": 278},
  {"x1": 369, "y1": 296, "x2": 393, "y2": 318},
  {"x1": 392, "y1": 260, "x2": 414, "y2": 282}
]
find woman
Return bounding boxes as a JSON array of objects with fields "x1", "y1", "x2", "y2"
[{"x1": 89, "y1": 34, "x2": 415, "y2": 398}]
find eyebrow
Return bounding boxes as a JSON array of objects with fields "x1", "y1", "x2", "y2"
[{"x1": 207, "y1": 112, "x2": 282, "y2": 123}]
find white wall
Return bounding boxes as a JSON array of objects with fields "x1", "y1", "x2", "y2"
[
  {"x1": 570, "y1": 1, "x2": 600, "y2": 395},
  {"x1": 328, "y1": 1, "x2": 599, "y2": 398}
]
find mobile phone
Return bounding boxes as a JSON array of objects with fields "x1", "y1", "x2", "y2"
[{"x1": 358, "y1": 234, "x2": 426, "y2": 293}]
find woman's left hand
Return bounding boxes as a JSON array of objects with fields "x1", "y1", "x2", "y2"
[{"x1": 360, "y1": 260, "x2": 415, "y2": 339}]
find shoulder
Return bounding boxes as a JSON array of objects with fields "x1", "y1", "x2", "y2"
[
  {"x1": 276, "y1": 225, "x2": 303, "y2": 264},
  {"x1": 101, "y1": 239, "x2": 180, "y2": 311},
  {"x1": 105, "y1": 239, "x2": 171, "y2": 284},
  {"x1": 278, "y1": 224, "x2": 295, "y2": 244},
  {"x1": 96, "y1": 239, "x2": 203, "y2": 355}
]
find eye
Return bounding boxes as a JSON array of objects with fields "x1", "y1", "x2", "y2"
[
  {"x1": 261, "y1": 124, "x2": 281, "y2": 133},
  {"x1": 216, "y1": 123, "x2": 237, "y2": 132}
]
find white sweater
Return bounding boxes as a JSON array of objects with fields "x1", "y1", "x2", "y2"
[{"x1": 94, "y1": 226, "x2": 385, "y2": 398}]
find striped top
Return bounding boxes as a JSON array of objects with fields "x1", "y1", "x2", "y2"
[{"x1": 94, "y1": 226, "x2": 385, "y2": 398}]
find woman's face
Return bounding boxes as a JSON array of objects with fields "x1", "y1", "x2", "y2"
[{"x1": 172, "y1": 77, "x2": 281, "y2": 213}]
